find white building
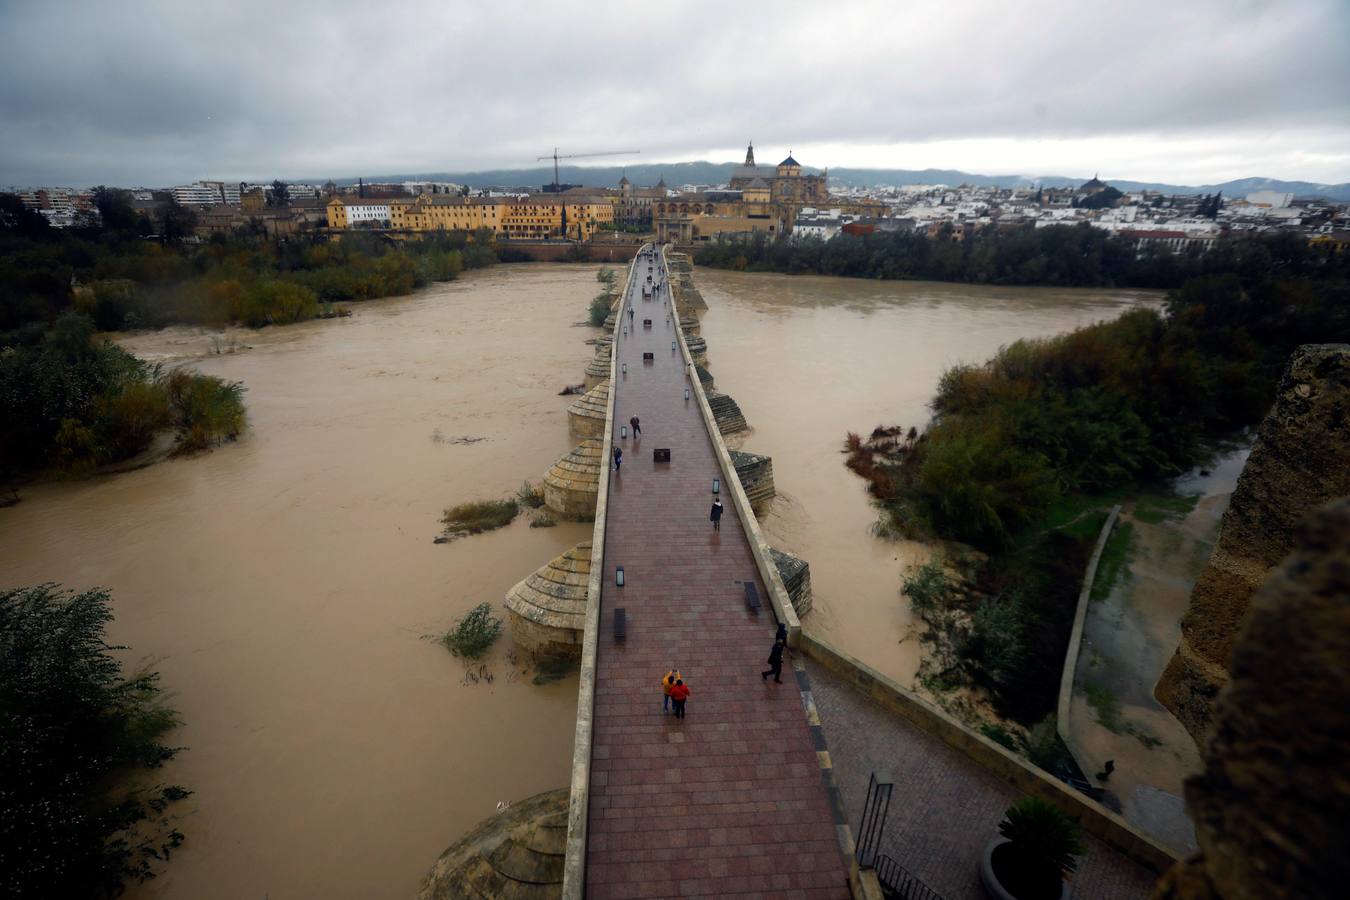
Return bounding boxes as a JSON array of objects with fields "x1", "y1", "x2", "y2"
[
  {"x1": 344, "y1": 201, "x2": 391, "y2": 225},
  {"x1": 1245, "y1": 190, "x2": 1293, "y2": 209},
  {"x1": 172, "y1": 183, "x2": 223, "y2": 205}
]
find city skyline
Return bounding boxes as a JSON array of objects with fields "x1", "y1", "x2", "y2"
[{"x1": 2, "y1": 0, "x2": 1348, "y2": 187}]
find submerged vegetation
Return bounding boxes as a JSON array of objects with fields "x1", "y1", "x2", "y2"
[
  {"x1": 0, "y1": 314, "x2": 245, "y2": 479},
  {"x1": 439, "y1": 602, "x2": 504, "y2": 660},
  {"x1": 0, "y1": 584, "x2": 190, "y2": 897},
  {"x1": 439, "y1": 499, "x2": 520, "y2": 538},
  {"x1": 589, "y1": 267, "x2": 618, "y2": 326}
]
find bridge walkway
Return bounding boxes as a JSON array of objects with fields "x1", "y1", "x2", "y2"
[{"x1": 584, "y1": 247, "x2": 852, "y2": 899}]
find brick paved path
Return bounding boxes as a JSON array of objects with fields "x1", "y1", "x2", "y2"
[
  {"x1": 585, "y1": 249, "x2": 852, "y2": 899},
  {"x1": 806, "y1": 659, "x2": 1159, "y2": 900}
]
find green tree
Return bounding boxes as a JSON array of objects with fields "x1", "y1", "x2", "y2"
[
  {"x1": 267, "y1": 180, "x2": 291, "y2": 207},
  {"x1": 0, "y1": 584, "x2": 190, "y2": 897},
  {"x1": 160, "y1": 199, "x2": 198, "y2": 243},
  {"x1": 92, "y1": 186, "x2": 144, "y2": 237}
]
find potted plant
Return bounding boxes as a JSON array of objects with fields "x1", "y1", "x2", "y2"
[{"x1": 979, "y1": 797, "x2": 1084, "y2": 900}]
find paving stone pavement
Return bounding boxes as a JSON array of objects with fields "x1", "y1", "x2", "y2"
[
  {"x1": 585, "y1": 249, "x2": 852, "y2": 900},
  {"x1": 806, "y1": 658, "x2": 1160, "y2": 900}
]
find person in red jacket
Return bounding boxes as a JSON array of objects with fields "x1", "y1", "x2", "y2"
[{"x1": 669, "y1": 678, "x2": 691, "y2": 719}]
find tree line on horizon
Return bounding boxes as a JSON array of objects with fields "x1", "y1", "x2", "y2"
[{"x1": 695, "y1": 222, "x2": 1350, "y2": 290}]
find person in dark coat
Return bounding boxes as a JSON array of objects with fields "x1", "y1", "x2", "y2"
[
  {"x1": 612, "y1": 445, "x2": 622, "y2": 472},
  {"x1": 630, "y1": 414, "x2": 641, "y2": 437},
  {"x1": 709, "y1": 499, "x2": 723, "y2": 531},
  {"x1": 762, "y1": 638, "x2": 786, "y2": 683}
]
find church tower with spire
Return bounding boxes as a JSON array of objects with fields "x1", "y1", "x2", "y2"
[{"x1": 744, "y1": 141, "x2": 755, "y2": 167}]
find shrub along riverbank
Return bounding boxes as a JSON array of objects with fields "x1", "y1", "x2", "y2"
[
  {"x1": 0, "y1": 315, "x2": 244, "y2": 480},
  {"x1": 844, "y1": 263, "x2": 1349, "y2": 730}
]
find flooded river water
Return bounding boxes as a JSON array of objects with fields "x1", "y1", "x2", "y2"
[
  {"x1": 0, "y1": 265, "x2": 601, "y2": 900},
  {"x1": 696, "y1": 269, "x2": 1161, "y2": 685},
  {"x1": 1, "y1": 260, "x2": 1161, "y2": 898}
]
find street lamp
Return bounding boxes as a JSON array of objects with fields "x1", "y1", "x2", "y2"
[
  {"x1": 615, "y1": 566, "x2": 625, "y2": 587},
  {"x1": 712, "y1": 478, "x2": 720, "y2": 494}
]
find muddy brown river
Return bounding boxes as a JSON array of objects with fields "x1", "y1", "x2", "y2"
[
  {"x1": 697, "y1": 269, "x2": 1161, "y2": 685},
  {"x1": 0, "y1": 265, "x2": 600, "y2": 900},
  {"x1": 0, "y1": 261, "x2": 1159, "y2": 898}
]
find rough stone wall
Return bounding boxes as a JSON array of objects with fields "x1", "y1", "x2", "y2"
[
  {"x1": 507, "y1": 612, "x2": 584, "y2": 660},
  {"x1": 730, "y1": 449, "x2": 776, "y2": 514},
  {"x1": 583, "y1": 348, "x2": 612, "y2": 390},
  {"x1": 542, "y1": 440, "x2": 601, "y2": 519},
  {"x1": 567, "y1": 380, "x2": 609, "y2": 438},
  {"x1": 769, "y1": 547, "x2": 814, "y2": 617},
  {"x1": 418, "y1": 788, "x2": 568, "y2": 899},
  {"x1": 706, "y1": 390, "x2": 748, "y2": 435},
  {"x1": 1151, "y1": 498, "x2": 1350, "y2": 900},
  {"x1": 1157, "y1": 344, "x2": 1350, "y2": 743}
]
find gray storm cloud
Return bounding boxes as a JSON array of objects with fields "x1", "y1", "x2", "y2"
[{"x1": 1, "y1": 0, "x2": 1347, "y2": 185}]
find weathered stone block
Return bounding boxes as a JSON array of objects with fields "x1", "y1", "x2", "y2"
[
  {"x1": 542, "y1": 439, "x2": 602, "y2": 519},
  {"x1": 1157, "y1": 344, "x2": 1350, "y2": 743},
  {"x1": 769, "y1": 547, "x2": 813, "y2": 617},
  {"x1": 729, "y1": 449, "x2": 776, "y2": 514},
  {"x1": 1153, "y1": 498, "x2": 1350, "y2": 900},
  {"x1": 504, "y1": 542, "x2": 591, "y2": 659},
  {"x1": 566, "y1": 380, "x2": 609, "y2": 438}
]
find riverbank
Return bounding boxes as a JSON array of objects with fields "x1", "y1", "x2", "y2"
[{"x1": 0, "y1": 264, "x2": 604, "y2": 899}]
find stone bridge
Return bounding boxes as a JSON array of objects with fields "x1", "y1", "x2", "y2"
[{"x1": 562, "y1": 245, "x2": 855, "y2": 899}]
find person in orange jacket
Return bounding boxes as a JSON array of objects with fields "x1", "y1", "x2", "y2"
[
  {"x1": 661, "y1": 667, "x2": 681, "y2": 714},
  {"x1": 669, "y1": 678, "x2": 691, "y2": 719}
]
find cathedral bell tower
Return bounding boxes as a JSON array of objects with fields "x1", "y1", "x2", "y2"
[{"x1": 744, "y1": 141, "x2": 755, "y2": 167}]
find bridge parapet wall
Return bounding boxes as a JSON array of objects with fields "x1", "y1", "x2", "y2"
[
  {"x1": 664, "y1": 246, "x2": 802, "y2": 644},
  {"x1": 560, "y1": 245, "x2": 640, "y2": 899}
]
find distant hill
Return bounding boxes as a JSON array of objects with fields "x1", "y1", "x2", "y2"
[{"x1": 316, "y1": 163, "x2": 1350, "y2": 202}]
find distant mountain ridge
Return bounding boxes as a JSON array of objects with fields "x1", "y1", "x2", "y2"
[{"x1": 318, "y1": 162, "x2": 1350, "y2": 202}]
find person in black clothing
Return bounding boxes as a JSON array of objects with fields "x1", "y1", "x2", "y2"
[
  {"x1": 762, "y1": 638, "x2": 786, "y2": 683},
  {"x1": 630, "y1": 414, "x2": 641, "y2": 437},
  {"x1": 709, "y1": 499, "x2": 723, "y2": 531},
  {"x1": 612, "y1": 445, "x2": 622, "y2": 472}
]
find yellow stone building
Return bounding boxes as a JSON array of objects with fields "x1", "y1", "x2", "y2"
[{"x1": 326, "y1": 194, "x2": 613, "y2": 240}]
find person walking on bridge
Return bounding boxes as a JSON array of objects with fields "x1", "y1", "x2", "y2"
[
  {"x1": 669, "y1": 678, "x2": 691, "y2": 719},
  {"x1": 661, "y1": 667, "x2": 682, "y2": 714},
  {"x1": 762, "y1": 637, "x2": 787, "y2": 683},
  {"x1": 630, "y1": 414, "x2": 641, "y2": 437},
  {"x1": 612, "y1": 445, "x2": 622, "y2": 472},
  {"x1": 710, "y1": 498, "x2": 723, "y2": 532},
  {"x1": 627, "y1": 306, "x2": 634, "y2": 324}
]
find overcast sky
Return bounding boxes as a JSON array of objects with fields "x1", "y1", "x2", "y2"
[{"x1": 3, "y1": 0, "x2": 1348, "y2": 187}]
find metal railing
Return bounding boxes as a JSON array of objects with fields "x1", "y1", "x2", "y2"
[{"x1": 873, "y1": 855, "x2": 947, "y2": 900}]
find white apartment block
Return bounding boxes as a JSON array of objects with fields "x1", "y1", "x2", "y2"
[
  {"x1": 344, "y1": 202, "x2": 391, "y2": 224},
  {"x1": 172, "y1": 183, "x2": 224, "y2": 205}
]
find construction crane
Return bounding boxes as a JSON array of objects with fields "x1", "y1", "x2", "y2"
[{"x1": 537, "y1": 148, "x2": 640, "y2": 192}]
